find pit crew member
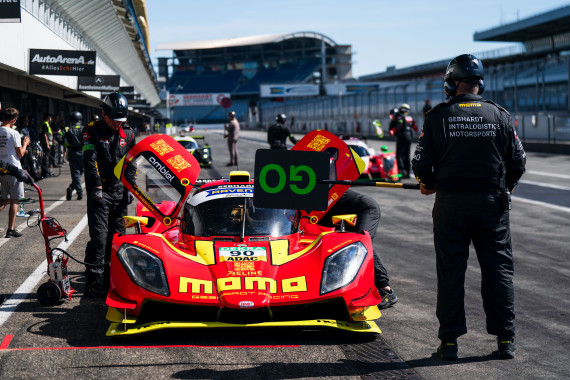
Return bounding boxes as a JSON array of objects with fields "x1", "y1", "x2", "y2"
[
  {"x1": 82, "y1": 92, "x2": 136, "y2": 297},
  {"x1": 411, "y1": 53, "x2": 526, "y2": 360},
  {"x1": 64, "y1": 111, "x2": 84, "y2": 201},
  {"x1": 268, "y1": 114, "x2": 297, "y2": 149},
  {"x1": 389, "y1": 104, "x2": 418, "y2": 178}
]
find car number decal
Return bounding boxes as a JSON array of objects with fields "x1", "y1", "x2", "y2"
[{"x1": 219, "y1": 246, "x2": 267, "y2": 262}]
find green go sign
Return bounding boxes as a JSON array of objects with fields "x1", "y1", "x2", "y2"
[
  {"x1": 258, "y1": 164, "x2": 316, "y2": 195},
  {"x1": 254, "y1": 149, "x2": 329, "y2": 210}
]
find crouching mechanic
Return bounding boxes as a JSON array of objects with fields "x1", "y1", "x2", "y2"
[
  {"x1": 82, "y1": 92, "x2": 136, "y2": 297},
  {"x1": 319, "y1": 189, "x2": 398, "y2": 309}
]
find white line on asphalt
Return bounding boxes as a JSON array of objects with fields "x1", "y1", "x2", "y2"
[
  {"x1": 526, "y1": 170, "x2": 570, "y2": 179},
  {"x1": 519, "y1": 180, "x2": 570, "y2": 191},
  {"x1": 0, "y1": 213, "x2": 89, "y2": 329},
  {"x1": 0, "y1": 196, "x2": 66, "y2": 249},
  {"x1": 0, "y1": 183, "x2": 86, "y2": 249},
  {"x1": 513, "y1": 196, "x2": 570, "y2": 214}
]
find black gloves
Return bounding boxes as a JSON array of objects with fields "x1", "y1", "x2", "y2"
[
  {"x1": 15, "y1": 169, "x2": 34, "y2": 185},
  {"x1": 91, "y1": 189, "x2": 103, "y2": 202}
]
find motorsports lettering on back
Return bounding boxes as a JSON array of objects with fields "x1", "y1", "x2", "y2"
[{"x1": 446, "y1": 113, "x2": 499, "y2": 138}]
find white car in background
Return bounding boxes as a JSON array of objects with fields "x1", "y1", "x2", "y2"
[{"x1": 342, "y1": 137, "x2": 376, "y2": 178}]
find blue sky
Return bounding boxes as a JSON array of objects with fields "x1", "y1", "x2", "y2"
[{"x1": 146, "y1": 0, "x2": 569, "y2": 78}]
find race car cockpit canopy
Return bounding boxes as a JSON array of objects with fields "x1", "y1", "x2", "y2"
[{"x1": 182, "y1": 183, "x2": 299, "y2": 238}]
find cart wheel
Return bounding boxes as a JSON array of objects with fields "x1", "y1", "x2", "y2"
[{"x1": 37, "y1": 282, "x2": 62, "y2": 306}]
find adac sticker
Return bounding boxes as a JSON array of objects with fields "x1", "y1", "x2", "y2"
[
  {"x1": 120, "y1": 138, "x2": 126, "y2": 147},
  {"x1": 82, "y1": 132, "x2": 89, "y2": 140}
]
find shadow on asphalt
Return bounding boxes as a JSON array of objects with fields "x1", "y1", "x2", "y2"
[
  {"x1": 17, "y1": 273, "x2": 378, "y2": 349},
  {"x1": 170, "y1": 359, "x2": 407, "y2": 379},
  {"x1": 67, "y1": 359, "x2": 408, "y2": 379},
  {"x1": 405, "y1": 352, "x2": 502, "y2": 368}
]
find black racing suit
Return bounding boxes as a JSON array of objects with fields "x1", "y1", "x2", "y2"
[
  {"x1": 389, "y1": 114, "x2": 417, "y2": 178},
  {"x1": 268, "y1": 123, "x2": 297, "y2": 149},
  {"x1": 82, "y1": 120, "x2": 136, "y2": 287},
  {"x1": 39, "y1": 121, "x2": 52, "y2": 177},
  {"x1": 319, "y1": 189, "x2": 390, "y2": 289},
  {"x1": 411, "y1": 93, "x2": 526, "y2": 342},
  {"x1": 64, "y1": 122, "x2": 84, "y2": 198}
]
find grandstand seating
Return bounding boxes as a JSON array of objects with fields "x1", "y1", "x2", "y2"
[
  {"x1": 169, "y1": 69, "x2": 242, "y2": 93},
  {"x1": 235, "y1": 62, "x2": 319, "y2": 94},
  {"x1": 166, "y1": 61, "x2": 319, "y2": 122},
  {"x1": 168, "y1": 62, "x2": 320, "y2": 95}
]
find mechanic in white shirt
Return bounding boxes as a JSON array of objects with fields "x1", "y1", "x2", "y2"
[{"x1": 0, "y1": 107, "x2": 30, "y2": 238}]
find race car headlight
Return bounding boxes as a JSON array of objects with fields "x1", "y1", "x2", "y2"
[
  {"x1": 117, "y1": 244, "x2": 170, "y2": 296},
  {"x1": 320, "y1": 242, "x2": 367, "y2": 295}
]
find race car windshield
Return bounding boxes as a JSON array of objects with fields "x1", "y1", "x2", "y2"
[
  {"x1": 177, "y1": 140, "x2": 198, "y2": 150},
  {"x1": 349, "y1": 145, "x2": 370, "y2": 157},
  {"x1": 182, "y1": 197, "x2": 298, "y2": 237}
]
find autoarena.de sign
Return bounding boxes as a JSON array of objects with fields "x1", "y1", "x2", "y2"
[{"x1": 29, "y1": 49, "x2": 96, "y2": 76}]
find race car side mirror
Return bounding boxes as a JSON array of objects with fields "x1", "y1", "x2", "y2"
[
  {"x1": 124, "y1": 216, "x2": 149, "y2": 234},
  {"x1": 332, "y1": 214, "x2": 357, "y2": 232},
  {"x1": 124, "y1": 216, "x2": 149, "y2": 228}
]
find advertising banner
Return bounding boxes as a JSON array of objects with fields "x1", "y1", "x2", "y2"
[
  {"x1": 325, "y1": 82, "x2": 381, "y2": 95},
  {"x1": 0, "y1": 0, "x2": 21, "y2": 23},
  {"x1": 29, "y1": 49, "x2": 96, "y2": 76},
  {"x1": 168, "y1": 93, "x2": 231, "y2": 107},
  {"x1": 260, "y1": 84, "x2": 319, "y2": 98},
  {"x1": 78, "y1": 75, "x2": 120, "y2": 91}
]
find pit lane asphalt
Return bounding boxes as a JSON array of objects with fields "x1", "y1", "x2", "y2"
[{"x1": 0, "y1": 129, "x2": 568, "y2": 379}]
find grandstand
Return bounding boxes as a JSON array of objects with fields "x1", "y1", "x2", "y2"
[
  {"x1": 262, "y1": 4, "x2": 570, "y2": 146},
  {"x1": 156, "y1": 32, "x2": 352, "y2": 124}
]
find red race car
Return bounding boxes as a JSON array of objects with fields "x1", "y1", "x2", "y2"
[
  {"x1": 106, "y1": 132, "x2": 382, "y2": 336},
  {"x1": 342, "y1": 137, "x2": 399, "y2": 181},
  {"x1": 368, "y1": 146, "x2": 400, "y2": 182}
]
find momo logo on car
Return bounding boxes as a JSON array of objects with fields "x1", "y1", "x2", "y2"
[
  {"x1": 219, "y1": 246, "x2": 267, "y2": 262},
  {"x1": 178, "y1": 276, "x2": 307, "y2": 294},
  {"x1": 239, "y1": 301, "x2": 255, "y2": 308}
]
